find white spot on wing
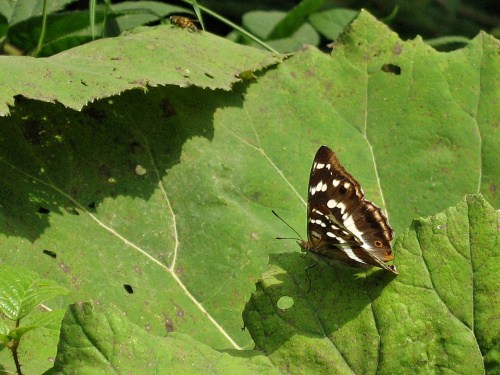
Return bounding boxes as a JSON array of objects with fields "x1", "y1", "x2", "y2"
[
  {"x1": 343, "y1": 215, "x2": 367, "y2": 247},
  {"x1": 343, "y1": 215, "x2": 356, "y2": 231},
  {"x1": 311, "y1": 208, "x2": 325, "y2": 216},
  {"x1": 344, "y1": 182, "x2": 350, "y2": 189},
  {"x1": 316, "y1": 181, "x2": 324, "y2": 192},
  {"x1": 315, "y1": 163, "x2": 325, "y2": 169},
  {"x1": 344, "y1": 248, "x2": 367, "y2": 264},
  {"x1": 313, "y1": 219, "x2": 326, "y2": 227},
  {"x1": 327, "y1": 200, "x2": 347, "y2": 216},
  {"x1": 333, "y1": 180, "x2": 340, "y2": 187}
]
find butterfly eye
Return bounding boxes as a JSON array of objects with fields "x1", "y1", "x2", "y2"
[{"x1": 374, "y1": 240, "x2": 383, "y2": 247}]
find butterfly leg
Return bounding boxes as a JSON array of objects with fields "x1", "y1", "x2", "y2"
[{"x1": 305, "y1": 261, "x2": 319, "y2": 292}]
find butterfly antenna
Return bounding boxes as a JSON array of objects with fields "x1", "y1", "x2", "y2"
[{"x1": 272, "y1": 210, "x2": 303, "y2": 241}]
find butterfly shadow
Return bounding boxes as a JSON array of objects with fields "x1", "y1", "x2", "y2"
[{"x1": 243, "y1": 251, "x2": 397, "y2": 356}]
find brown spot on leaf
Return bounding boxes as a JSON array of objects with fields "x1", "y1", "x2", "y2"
[
  {"x1": 164, "y1": 316, "x2": 175, "y2": 332},
  {"x1": 393, "y1": 43, "x2": 403, "y2": 55},
  {"x1": 490, "y1": 184, "x2": 496, "y2": 195},
  {"x1": 60, "y1": 263, "x2": 71, "y2": 273},
  {"x1": 176, "y1": 266, "x2": 184, "y2": 277}
]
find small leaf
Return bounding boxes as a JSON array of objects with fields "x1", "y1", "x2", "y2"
[
  {"x1": 0, "y1": 266, "x2": 38, "y2": 320},
  {"x1": 26, "y1": 309, "x2": 67, "y2": 331},
  {"x1": 20, "y1": 281, "x2": 68, "y2": 320},
  {"x1": 266, "y1": 0, "x2": 323, "y2": 40},
  {"x1": 8, "y1": 325, "x2": 39, "y2": 340},
  {"x1": 0, "y1": 320, "x2": 10, "y2": 344},
  {"x1": 242, "y1": 11, "x2": 286, "y2": 39},
  {"x1": 308, "y1": 8, "x2": 358, "y2": 40},
  {"x1": 0, "y1": 266, "x2": 68, "y2": 321},
  {"x1": 8, "y1": 309, "x2": 66, "y2": 341},
  {"x1": 242, "y1": 10, "x2": 320, "y2": 52}
]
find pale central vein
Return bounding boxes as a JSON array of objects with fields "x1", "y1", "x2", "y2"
[
  {"x1": 220, "y1": 108, "x2": 306, "y2": 207},
  {"x1": 1, "y1": 156, "x2": 242, "y2": 350},
  {"x1": 475, "y1": 49, "x2": 483, "y2": 194},
  {"x1": 137, "y1": 131, "x2": 179, "y2": 272},
  {"x1": 363, "y1": 74, "x2": 390, "y2": 221}
]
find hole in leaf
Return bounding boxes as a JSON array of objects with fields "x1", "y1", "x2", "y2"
[
  {"x1": 123, "y1": 284, "x2": 134, "y2": 294},
  {"x1": 43, "y1": 250, "x2": 57, "y2": 258},
  {"x1": 38, "y1": 207, "x2": 50, "y2": 214},
  {"x1": 381, "y1": 64, "x2": 401, "y2": 75},
  {"x1": 65, "y1": 207, "x2": 79, "y2": 215}
]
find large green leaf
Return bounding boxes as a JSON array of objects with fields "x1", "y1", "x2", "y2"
[
  {"x1": 0, "y1": 25, "x2": 279, "y2": 114},
  {"x1": 266, "y1": 0, "x2": 323, "y2": 40},
  {"x1": 0, "y1": 9, "x2": 499, "y2": 373},
  {"x1": 6, "y1": 0, "x2": 74, "y2": 26},
  {"x1": 243, "y1": 194, "x2": 499, "y2": 373},
  {"x1": 242, "y1": 10, "x2": 320, "y2": 53},
  {"x1": 51, "y1": 301, "x2": 278, "y2": 374},
  {"x1": 308, "y1": 8, "x2": 358, "y2": 40}
]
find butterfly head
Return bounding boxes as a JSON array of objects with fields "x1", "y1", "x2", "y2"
[{"x1": 297, "y1": 240, "x2": 310, "y2": 252}]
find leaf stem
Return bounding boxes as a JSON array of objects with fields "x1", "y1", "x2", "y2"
[
  {"x1": 12, "y1": 338, "x2": 23, "y2": 375},
  {"x1": 33, "y1": 0, "x2": 49, "y2": 57}
]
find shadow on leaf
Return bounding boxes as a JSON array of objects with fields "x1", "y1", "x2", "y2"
[
  {"x1": 0, "y1": 85, "x2": 243, "y2": 241},
  {"x1": 243, "y1": 251, "x2": 396, "y2": 368}
]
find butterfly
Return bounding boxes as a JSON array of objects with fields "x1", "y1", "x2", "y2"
[{"x1": 298, "y1": 146, "x2": 398, "y2": 274}]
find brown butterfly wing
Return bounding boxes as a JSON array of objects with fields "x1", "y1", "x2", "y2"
[{"x1": 302, "y1": 146, "x2": 397, "y2": 274}]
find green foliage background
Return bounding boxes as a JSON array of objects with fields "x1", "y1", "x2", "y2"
[{"x1": 0, "y1": 9, "x2": 499, "y2": 374}]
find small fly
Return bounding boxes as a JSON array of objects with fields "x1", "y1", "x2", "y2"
[{"x1": 170, "y1": 15, "x2": 200, "y2": 32}]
